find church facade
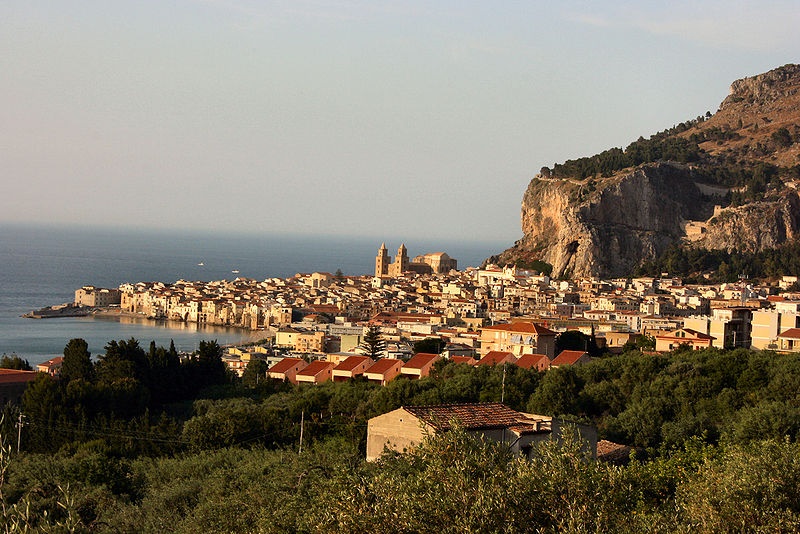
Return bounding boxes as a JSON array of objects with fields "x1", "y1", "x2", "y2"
[{"x1": 375, "y1": 243, "x2": 457, "y2": 278}]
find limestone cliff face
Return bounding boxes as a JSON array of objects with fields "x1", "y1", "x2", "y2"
[
  {"x1": 494, "y1": 163, "x2": 715, "y2": 278},
  {"x1": 696, "y1": 193, "x2": 800, "y2": 253}
]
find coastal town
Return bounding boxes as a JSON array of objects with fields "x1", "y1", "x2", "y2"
[{"x1": 47, "y1": 242, "x2": 800, "y2": 384}]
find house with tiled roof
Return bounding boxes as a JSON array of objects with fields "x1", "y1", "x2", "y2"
[
  {"x1": 479, "y1": 322, "x2": 557, "y2": 358},
  {"x1": 448, "y1": 355, "x2": 477, "y2": 366},
  {"x1": 295, "y1": 360, "x2": 335, "y2": 384},
  {"x1": 515, "y1": 353, "x2": 550, "y2": 372},
  {"x1": 0, "y1": 369, "x2": 38, "y2": 404},
  {"x1": 400, "y1": 352, "x2": 441, "y2": 379},
  {"x1": 778, "y1": 327, "x2": 800, "y2": 352},
  {"x1": 476, "y1": 350, "x2": 516, "y2": 367},
  {"x1": 366, "y1": 402, "x2": 596, "y2": 462},
  {"x1": 331, "y1": 355, "x2": 374, "y2": 382},
  {"x1": 363, "y1": 358, "x2": 403, "y2": 386},
  {"x1": 267, "y1": 357, "x2": 308, "y2": 384},
  {"x1": 654, "y1": 328, "x2": 715, "y2": 352},
  {"x1": 36, "y1": 356, "x2": 63, "y2": 377},
  {"x1": 551, "y1": 350, "x2": 591, "y2": 367}
]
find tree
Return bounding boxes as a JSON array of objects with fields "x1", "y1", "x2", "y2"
[
  {"x1": 556, "y1": 330, "x2": 590, "y2": 353},
  {"x1": 241, "y1": 359, "x2": 269, "y2": 388},
  {"x1": 61, "y1": 338, "x2": 94, "y2": 383},
  {"x1": 196, "y1": 340, "x2": 228, "y2": 387},
  {"x1": 0, "y1": 354, "x2": 32, "y2": 370},
  {"x1": 412, "y1": 338, "x2": 443, "y2": 354},
  {"x1": 772, "y1": 127, "x2": 793, "y2": 148},
  {"x1": 358, "y1": 325, "x2": 386, "y2": 358}
]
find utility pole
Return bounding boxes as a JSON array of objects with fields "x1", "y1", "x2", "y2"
[
  {"x1": 298, "y1": 410, "x2": 304, "y2": 454},
  {"x1": 16, "y1": 412, "x2": 24, "y2": 454},
  {"x1": 501, "y1": 365, "x2": 506, "y2": 404}
]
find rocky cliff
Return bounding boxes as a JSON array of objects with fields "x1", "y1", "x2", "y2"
[{"x1": 492, "y1": 64, "x2": 800, "y2": 278}]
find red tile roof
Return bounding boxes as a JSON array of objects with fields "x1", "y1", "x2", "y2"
[
  {"x1": 449, "y1": 356, "x2": 477, "y2": 366},
  {"x1": 404, "y1": 403, "x2": 547, "y2": 434},
  {"x1": 268, "y1": 357, "x2": 306, "y2": 374},
  {"x1": 477, "y1": 351, "x2": 515, "y2": 366},
  {"x1": 333, "y1": 355, "x2": 373, "y2": 372},
  {"x1": 365, "y1": 358, "x2": 403, "y2": 374},
  {"x1": 779, "y1": 327, "x2": 800, "y2": 339},
  {"x1": 296, "y1": 360, "x2": 335, "y2": 377},
  {"x1": 552, "y1": 350, "x2": 589, "y2": 366},
  {"x1": 515, "y1": 353, "x2": 550, "y2": 370},
  {"x1": 402, "y1": 352, "x2": 440, "y2": 369},
  {"x1": 0, "y1": 369, "x2": 38, "y2": 384}
]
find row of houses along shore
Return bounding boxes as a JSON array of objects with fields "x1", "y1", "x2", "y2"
[{"x1": 65, "y1": 244, "x2": 800, "y2": 381}]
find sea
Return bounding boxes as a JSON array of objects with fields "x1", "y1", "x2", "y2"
[{"x1": 0, "y1": 223, "x2": 507, "y2": 366}]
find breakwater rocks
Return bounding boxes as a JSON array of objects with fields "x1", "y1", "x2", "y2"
[{"x1": 22, "y1": 303, "x2": 92, "y2": 319}]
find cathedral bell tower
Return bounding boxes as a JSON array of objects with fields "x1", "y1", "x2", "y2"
[{"x1": 375, "y1": 243, "x2": 389, "y2": 277}]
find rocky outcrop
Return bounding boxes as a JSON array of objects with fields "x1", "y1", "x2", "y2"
[
  {"x1": 492, "y1": 65, "x2": 800, "y2": 279},
  {"x1": 493, "y1": 163, "x2": 716, "y2": 278},
  {"x1": 696, "y1": 193, "x2": 800, "y2": 253}
]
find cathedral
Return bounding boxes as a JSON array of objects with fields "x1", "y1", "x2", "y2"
[{"x1": 375, "y1": 243, "x2": 457, "y2": 277}]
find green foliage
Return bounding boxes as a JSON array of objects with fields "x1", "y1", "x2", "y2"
[
  {"x1": 0, "y1": 355, "x2": 32, "y2": 371},
  {"x1": 638, "y1": 240, "x2": 800, "y2": 282},
  {"x1": 411, "y1": 337, "x2": 443, "y2": 354},
  {"x1": 358, "y1": 325, "x2": 386, "y2": 358},
  {"x1": 61, "y1": 338, "x2": 94, "y2": 383},
  {"x1": 550, "y1": 127, "x2": 702, "y2": 180}
]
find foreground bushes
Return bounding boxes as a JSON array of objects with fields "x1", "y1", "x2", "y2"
[{"x1": 5, "y1": 431, "x2": 800, "y2": 533}]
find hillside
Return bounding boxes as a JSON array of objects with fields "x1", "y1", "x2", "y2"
[{"x1": 492, "y1": 64, "x2": 800, "y2": 279}]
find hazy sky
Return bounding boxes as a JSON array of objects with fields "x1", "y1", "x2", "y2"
[{"x1": 2, "y1": 1, "x2": 798, "y2": 243}]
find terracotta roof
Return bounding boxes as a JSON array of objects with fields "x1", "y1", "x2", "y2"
[
  {"x1": 404, "y1": 403, "x2": 547, "y2": 434},
  {"x1": 477, "y1": 351, "x2": 515, "y2": 366},
  {"x1": 482, "y1": 322, "x2": 556, "y2": 335},
  {"x1": 0, "y1": 369, "x2": 38, "y2": 384},
  {"x1": 552, "y1": 350, "x2": 589, "y2": 366},
  {"x1": 37, "y1": 356, "x2": 64, "y2": 367},
  {"x1": 402, "y1": 352, "x2": 440, "y2": 369},
  {"x1": 296, "y1": 360, "x2": 335, "y2": 377},
  {"x1": 268, "y1": 357, "x2": 306, "y2": 374},
  {"x1": 364, "y1": 358, "x2": 403, "y2": 374},
  {"x1": 515, "y1": 353, "x2": 550, "y2": 369},
  {"x1": 333, "y1": 355, "x2": 373, "y2": 372},
  {"x1": 449, "y1": 356, "x2": 477, "y2": 366},
  {"x1": 779, "y1": 327, "x2": 800, "y2": 339}
]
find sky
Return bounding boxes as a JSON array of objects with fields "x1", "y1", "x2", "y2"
[{"x1": 2, "y1": 1, "x2": 799, "y2": 244}]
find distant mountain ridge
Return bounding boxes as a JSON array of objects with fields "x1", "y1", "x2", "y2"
[{"x1": 491, "y1": 64, "x2": 800, "y2": 279}]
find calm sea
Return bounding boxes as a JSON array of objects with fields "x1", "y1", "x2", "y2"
[{"x1": 0, "y1": 223, "x2": 506, "y2": 365}]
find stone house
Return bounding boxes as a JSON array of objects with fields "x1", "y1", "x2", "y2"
[{"x1": 366, "y1": 402, "x2": 597, "y2": 462}]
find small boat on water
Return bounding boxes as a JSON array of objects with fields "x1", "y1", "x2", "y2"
[
  {"x1": 231, "y1": 269, "x2": 240, "y2": 274},
  {"x1": 197, "y1": 262, "x2": 205, "y2": 266}
]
